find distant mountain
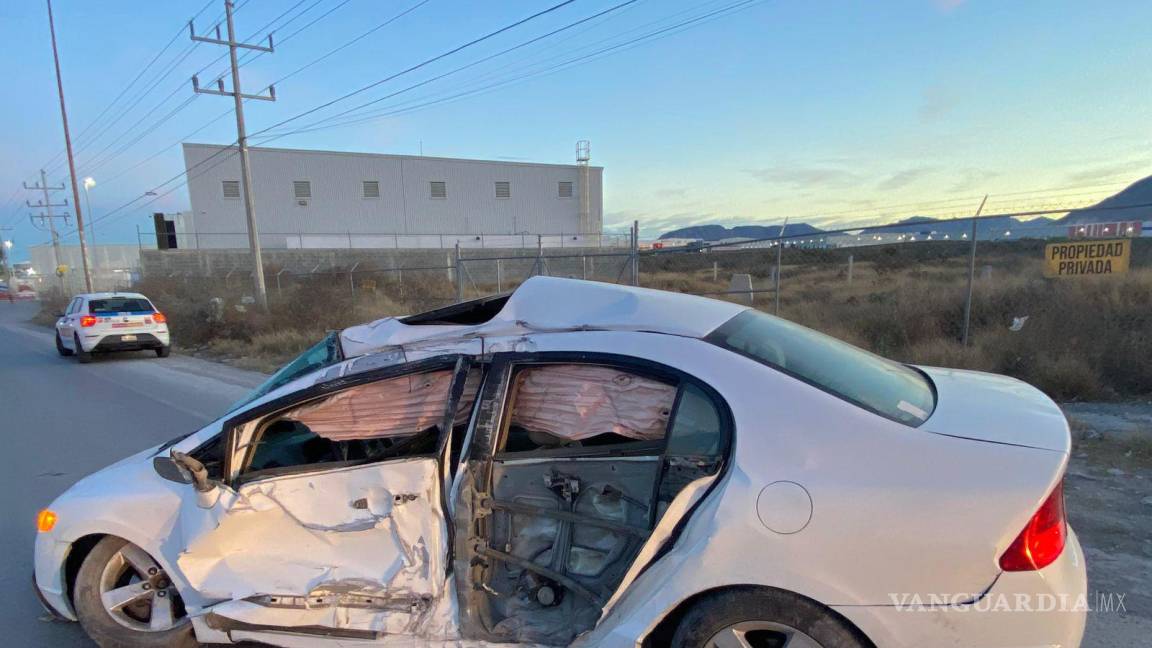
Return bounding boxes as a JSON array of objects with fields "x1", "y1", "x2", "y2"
[
  {"x1": 857, "y1": 215, "x2": 1064, "y2": 238},
  {"x1": 659, "y1": 223, "x2": 823, "y2": 241},
  {"x1": 1059, "y1": 174, "x2": 1152, "y2": 223}
]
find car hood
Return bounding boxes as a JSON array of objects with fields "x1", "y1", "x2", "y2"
[{"x1": 918, "y1": 366, "x2": 1070, "y2": 453}]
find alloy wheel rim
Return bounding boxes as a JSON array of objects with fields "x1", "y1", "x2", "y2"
[
  {"x1": 705, "y1": 620, "x2": 823, "y2": 648},
  {"x1": 98, "y1": 543, "x2": 188, "y2": 632}
]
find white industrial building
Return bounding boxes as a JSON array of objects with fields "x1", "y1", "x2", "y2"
[{"x1": 180, "y1": 143, "x2": 606, "y2": 249}]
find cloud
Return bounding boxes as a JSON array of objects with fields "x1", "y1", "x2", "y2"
[
  {"x1": 744, "y1": 165, "x2": 859, "y2": 189},
  {"x1": 876, "y1": 167, "x2": 936, "y2": 192},
  {"x1": 654, "y1": 187, "x2": 689, "y2": 199},
  {"x1": 948, "y1": 168, "x2": 999, "y2": 193},
  {"x1": 1063, "y1": 159, "x2": 1150, "y2": 185},
  {"x1": 918, "y1": 85, "x2": 958, "y2": 122}
]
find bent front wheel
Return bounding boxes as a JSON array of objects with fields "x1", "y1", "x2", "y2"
[{"x1": 73, "y1": 537, "x2": 197, "y2": 648}]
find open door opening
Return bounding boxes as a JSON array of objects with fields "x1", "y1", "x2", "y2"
[{"x1": 453, "y1": 355, "x2": 730, "y2": 645}]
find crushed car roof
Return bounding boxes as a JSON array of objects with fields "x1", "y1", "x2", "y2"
[{"x1": 340, "y1": 276, "x2": 749, "y2": 357}]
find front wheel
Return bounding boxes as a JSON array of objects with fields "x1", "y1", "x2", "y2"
[
  {"x1": 671, "y1": 588, "x2": 872, "y2": 648},
  {"x1": 56, "y1": 332, "x2": 74, "y2": 356},
  {"x1": 73, "y1": 537, "x2": 197, "y2": 648}
]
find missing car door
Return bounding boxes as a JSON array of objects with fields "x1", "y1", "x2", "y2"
[{"x1": 453, "y1": 353, "x2": 730, "y2": 645}]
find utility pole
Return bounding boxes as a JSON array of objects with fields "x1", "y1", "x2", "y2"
[
  {"x1": 25, "y1": 170, "x2": 71, "y2": 294},
  {"x1": 190, "y1": 0, "x2": 276, "y2": 309},
  {"x1": 46, "y1": 0, "x2": 92, "y2": 292}
]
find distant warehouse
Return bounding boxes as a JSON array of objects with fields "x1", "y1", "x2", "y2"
[{"x1": 180, "y1": 143, "x2": 604, "y2": 249}]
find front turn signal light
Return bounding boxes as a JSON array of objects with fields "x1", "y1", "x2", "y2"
[{"x1": 36, "y1": 509, "x2": 58, "y2": 533}]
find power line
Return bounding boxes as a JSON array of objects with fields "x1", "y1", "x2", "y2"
[
  {"x1": 248, "y1": 0, "x2": 581, "y2": 138},
  {"x1": 265, "y1": 0, "x2": 767, "y2": 137},
  {"x1": 79, "y1": 0, "x2": 339, "y2": 181}
]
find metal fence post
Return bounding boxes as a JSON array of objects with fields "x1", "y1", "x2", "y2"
[
  {"x1": 630, "y1": 220, "x2": 639, "y2": 286},
  {"x1": 349, "y1": 262, "x2": 360, "y2": 299},
  {"x1": 847, "y1": 254, "x2": 854, "y2": 284},
  {"x1": 582, "y1": 255, "x2": 587, "y2": 280},
  {"x1": 961, "y1": 195, "x2": 989, "y2": 347},
  {"x1": 454, "y1": 243, "x2": 463, "y2": 303},
  {"x1": 275, "y1": 268, "x2": 286, "y2": 297},
  {"x1": 496, "y1": 259, "x2": 503, "y2": 293}
]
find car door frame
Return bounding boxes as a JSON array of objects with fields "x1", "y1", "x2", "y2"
[
  {"x1": 451, "y1": 350, "x2": 734, "y2": 643},
  {"x1": 184, "y1": 354, "x2": 478, "y2": 641}
]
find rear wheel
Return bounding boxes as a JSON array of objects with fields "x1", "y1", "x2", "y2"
[
  {"x1": 75, "y1": 334, "x2": 92, "y2": 364},
  {"x1": 155, "y1": 346, "x2": 170, "y2": 358},
  {"x1": 56, "y1": 332, "x2": 74, "y2": 356},
  {"x1": 73, "y1": 537, "x2": 196, "y2": 648},
  {"x1": 671, "y1": 588, "x2": 871, "y2": 648}
]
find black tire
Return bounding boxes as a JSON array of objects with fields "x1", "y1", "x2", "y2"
[
  {"x1": 155, "y1": 346, "x2": 170, "y2": 358},
  {"x1": 671, "y1": 588, "x2": 872, "y2": 648},
  {"x1": 56, "y1": 332, "x2": 74, "y2": 356},
  {"x1": 73, "y1": 537, "x2": 197, "y2": 648},
  {"x1": 75, "y1": 334, "x2": 93, "y2": 364}
]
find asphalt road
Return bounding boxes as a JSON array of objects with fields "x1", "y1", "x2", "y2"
[{"x1": 0, "y1": 301, "x2": 265, "y2": 647}]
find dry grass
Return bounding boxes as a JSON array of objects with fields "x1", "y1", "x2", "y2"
[{"x1": 638, "y1": 240, "x2": 1152, "y2": 401}]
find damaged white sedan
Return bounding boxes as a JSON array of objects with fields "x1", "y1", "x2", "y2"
[{"x1": 34, "y1": 277, "x2": 1086, "y2": 648}]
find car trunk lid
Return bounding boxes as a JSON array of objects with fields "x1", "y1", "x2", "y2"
[{"x1": 918, "y1": 366, "x2": 1071, "y2": 453}]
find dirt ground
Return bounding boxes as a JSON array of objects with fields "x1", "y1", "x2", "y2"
[{"x1": 1062, "y1": 402, "x2": 1152, "y2": 646}]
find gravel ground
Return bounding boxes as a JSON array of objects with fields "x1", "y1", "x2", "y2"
[{"x1": 1063, "y1": 404, "x2": 1152, "y2": 646}]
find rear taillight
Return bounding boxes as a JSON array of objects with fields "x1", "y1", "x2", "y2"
[
  {"x1": 80, "y1": 315, "x2": 97, "y2": 327},
  {"x1": 999, "y1": 481, "x2": 1066, "y2": 572},
  {"x1": 152, "y1": 312, "x2": 167, "y2": 324}
]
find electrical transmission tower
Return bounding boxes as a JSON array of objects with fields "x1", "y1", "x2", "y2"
[
  {"x1": 25, "y1": 169, "x2": 71, "y2": 293},
  {"x1": 190, "y1": 0, "x2": 277, "y2": 310}
]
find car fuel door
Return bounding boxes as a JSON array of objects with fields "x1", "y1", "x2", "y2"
[{"x1": 174, "y1": 356, "x2": 476, "y2": 643}]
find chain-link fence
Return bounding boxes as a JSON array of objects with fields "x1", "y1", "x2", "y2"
[{"x1": 123, "y1": 214, "x2": 1150, "y2": 399}]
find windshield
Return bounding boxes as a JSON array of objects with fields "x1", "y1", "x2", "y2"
[
  {"x1": 89, "y1": 297, "x2": 154, "y2": 314},
  {"x1": 707, "y1": 310, "x2": 936, "y2": 427},
  {"x1": 228, "y1": 331, "x2": 344, "y2": 413}
]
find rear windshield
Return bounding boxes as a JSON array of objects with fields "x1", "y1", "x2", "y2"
[
  {"x1": 89, "y1": 297, "x2": 154, "y2": 314},
  {"x1": 707, "y1": 310, "x2": 936, "y2": 427}
]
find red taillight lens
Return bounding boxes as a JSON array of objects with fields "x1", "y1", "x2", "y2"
[
  {"x1": 152, "y1": 312, "x2": 167, "y2": 324},
  {"x1": 80, "y1": 315, "x2": 97, "y2": 327},
  {"x1": 999, "y1": 481, "x2": 1067, "y2": 572}
]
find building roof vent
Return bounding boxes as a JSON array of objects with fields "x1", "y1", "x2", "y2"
[{"x1": 362, "y1": 180, "x2": 380, "y2": 199}]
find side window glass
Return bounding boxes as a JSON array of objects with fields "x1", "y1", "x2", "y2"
[
  {"x1": 243, "y1": 369, "x2": 454, "y2": 477},
  {"x1": 658, "y1": 382, "x2": 726, "y2": 511},
  {"x1": 499, "y1": 364, "x2": 676, "y2": 455},
  {"x1": 666, "y1": 383, "x2": 723, "y2": 456},
  {"x1": 66, "y1": 299, "x2": 78, "y2": 315}
]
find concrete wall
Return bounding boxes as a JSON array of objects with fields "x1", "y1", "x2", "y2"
[
  {"x1": 139, "y1": 247, "x2": 633, "y2": 290},
  {"x1": 183, "y1": 144, "x2": 604, "y2": 247}
]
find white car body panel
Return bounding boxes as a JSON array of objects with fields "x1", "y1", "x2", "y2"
[{"x1": 33, "y1": 278, "x2": 1085, "y2": 647}]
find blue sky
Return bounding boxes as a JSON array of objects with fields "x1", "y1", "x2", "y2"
[{"x1": 2, "y1": 0, "x2": 1150, "y2": 260}]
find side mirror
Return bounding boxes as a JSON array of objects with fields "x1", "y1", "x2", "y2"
[{"x1": 169, "y1": 451, "x2": 215, "y2": 493}]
